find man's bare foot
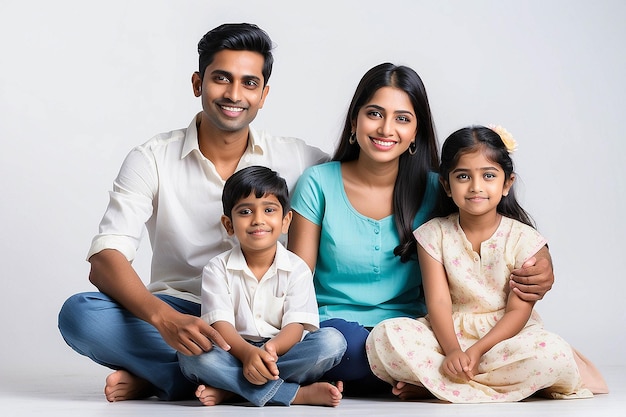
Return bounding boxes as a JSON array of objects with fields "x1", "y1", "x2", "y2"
[
  {"x1": 104, "y1": 370, "x2": 154, "y2": 402},
  {"x1": 292, "y1": 381, "x2": 343, "y2": 407},
  {"x1": 392, "y1": 381, "x2": 431, "y2": 401},
  {"x1": 195, "y1": 384, "x2": 235, "y2": 406}
]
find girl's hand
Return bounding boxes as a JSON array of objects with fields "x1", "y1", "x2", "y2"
[
  {"x1": 463, "y1": 347, "x2": 482, "y2": 380},
  {"x1": 442, "y1": 349, "x2": 471, "y2": 381}
]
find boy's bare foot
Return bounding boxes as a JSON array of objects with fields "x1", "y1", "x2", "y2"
[
  {"x1": 195, "y1": 384, "x2": 235, "y2": 406},
  {"x1": 392, "y1": 381, "x2": 431, "y2": 400},
  {"x1": 104, "y1": 370, "x2": 154, "y2": 402},
  {"x1": 293, "y1": 381, "x2": 343, "y2": 407}
]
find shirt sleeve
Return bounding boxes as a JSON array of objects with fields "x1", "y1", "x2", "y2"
[
  {"x1": 299, "y1": 141, "x2": 331, "y2": 168},
  {"x1": 290, "y1": 166, "x2": 325, "y2": 226},
  {"x1": 200, "y1": 256, "x2": 236, "y2": 325},
  {"x1": 87, "y1": 146, "x2": 157, "y2": 262},
  {"x1": 280, "y1": 257, "x2": 320, "y2": 331}
]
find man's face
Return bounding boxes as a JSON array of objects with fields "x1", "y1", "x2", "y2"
[{"x1": 195, "y1": 49, "x2": 269, "y2": 134}]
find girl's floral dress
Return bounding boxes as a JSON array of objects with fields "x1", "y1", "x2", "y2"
[{"x1": 366, "y1": 214, "x2": 593, "y2": 402}]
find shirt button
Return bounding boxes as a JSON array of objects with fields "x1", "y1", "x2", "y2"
[
  {"x1": 374, "y1": 229, "x2": 380, "y2": 234},
  {"x1": 373, "y1": 267, "x2": 379, "y2": 273},
  {"x1": 375, "y1": 245, "x2": 380, "y2": 250}
]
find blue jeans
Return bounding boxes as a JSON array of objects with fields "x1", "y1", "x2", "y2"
[
  {"x1": 58, "y1": 292, "x2": 199, "y2": 400},
  {"x1": 178, "y1": 327, "x2": 346, "y2": 406}
]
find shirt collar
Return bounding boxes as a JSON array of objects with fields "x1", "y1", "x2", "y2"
[
  {"x1": 226, "y1": 242, "x2": 294, "y2": 273},
  {"x1": 180, "y1": 113, "x2": 266, "y2": 159}
]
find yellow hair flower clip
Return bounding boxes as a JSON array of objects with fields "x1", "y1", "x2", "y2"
[{"x1": 488, "y1": 124, "x2": 518, "y2": 154}]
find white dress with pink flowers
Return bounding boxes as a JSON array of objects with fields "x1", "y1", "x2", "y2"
[{"x1": 366, "y1": 214, "x2": 593, "y2": 403}]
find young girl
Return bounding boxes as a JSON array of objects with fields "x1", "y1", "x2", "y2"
[{"x1": 365, "y1": 125, "x2": 595, "y2": 402}]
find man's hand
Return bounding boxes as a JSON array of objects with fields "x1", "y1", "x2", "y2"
[
  {"x1": 155, "y1": 309, "x2": 230, "y2": 355},
  {"x1": 510, "y1": 247, "x2": 554, "y2": 302}
]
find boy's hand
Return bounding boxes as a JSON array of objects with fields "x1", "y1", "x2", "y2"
[
  {"x1": 263, "y1": 341, "x2": 279, "y2": 362},
  {"x1": 242, "y1": 346, "x2": 279, "y2": 385}
]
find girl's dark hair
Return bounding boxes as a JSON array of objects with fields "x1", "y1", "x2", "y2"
[
  {"x1": 334, "y1": 63, "x2": 439, "y2": 262},
  {"x1": 438, "y1": 126, "x2": 535, "y2": 228},
  {"x1": 197, "y1": 23, "x2": 274, "y2": 86},
  {"x1": 222, "y1": 166, "x2": 289, "y2": 218}
]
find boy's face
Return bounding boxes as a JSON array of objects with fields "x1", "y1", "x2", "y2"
[{"x1": 221, "y1": 193, "x2": 291, "y2": 254}]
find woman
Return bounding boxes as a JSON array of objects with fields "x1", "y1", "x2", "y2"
[{"x1": 287, "y1": 63, "x2": 554, "y2": 396}]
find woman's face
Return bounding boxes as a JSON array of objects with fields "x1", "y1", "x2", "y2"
[{"x1": 353, "y1": 86, "x2": 418, "y2": 164}]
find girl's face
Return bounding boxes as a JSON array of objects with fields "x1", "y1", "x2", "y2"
[
  {"x1": 353, "y1": 86, "x2": 418, "y2": 164},
  {"x1": 444, "y1": 150, "x2": 514, "y2": 218}
]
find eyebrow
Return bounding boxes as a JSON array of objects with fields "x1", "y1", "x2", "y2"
[
  {"x1": 210, "y1": 69, "x2": 262, "y2": 83},
  {"x1": 364, "y1": 104, "x2": 415, "y2": 117},
  {"x1": 451, "y1": 166, "x2": 501, "y2": 173},
  {"x1": 233, "y1": 200, "x2": 281, "y2": 210}
]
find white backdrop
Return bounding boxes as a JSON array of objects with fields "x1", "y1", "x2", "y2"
[{"x1": 1, "y1": 0, "x2": 624, "y2": 378}]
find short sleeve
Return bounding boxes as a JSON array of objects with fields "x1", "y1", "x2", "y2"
[
  {"x1": 414, "y1": 218, "x2": 444, "y2": 263},
  {"x1": 507, "y1": 221, "x2": 548, "y2": 268},
  {"x1": 201, "y1": 257, "x2": 236, "y2": 325},
  {"x1": 290, "y1": 166, "x2": 326, "y2": 226}
]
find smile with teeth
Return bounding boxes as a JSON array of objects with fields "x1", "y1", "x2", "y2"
[
  {"x1": 221, "y1": 105, "x2": 244, "y2": 112},
  {"x1": 371, "y1": 138, "x2": 396, "y2": 147}
]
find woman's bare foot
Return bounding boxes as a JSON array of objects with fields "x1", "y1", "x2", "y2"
[
  {"x1": 392, "y1": 381, "x2": 431, "y2": 401},
  {"x1": 292, "y1": 381, "x2": 343, "y2": 407},
  {"x1": 104, "y1": 370, "x2": 154, "y2": 402},
  {"x1": 195, "y1": 384, "x2": 235, "y2": 406}
]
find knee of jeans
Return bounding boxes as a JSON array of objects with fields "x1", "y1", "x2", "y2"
[
  {"x1": 319, "y1": 327, "x2": 347, "y2": 356},
  {"x1": 177, "y1": 354, "x2": 200, "y2": 383},
  {"x1": 58, "y1": 293, "x2": 96, "y2": 335},
  {"x1": 178, "y1": 348, "x2": 226, "y2": 383}
]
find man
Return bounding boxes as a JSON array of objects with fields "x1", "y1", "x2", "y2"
[{"x1": 58, "y1": 23, "x2": 329, "y2": 402}]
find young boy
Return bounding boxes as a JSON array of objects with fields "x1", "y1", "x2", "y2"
[{"x1": 178, "y1": 166, "x2": 346, "y2": 407}]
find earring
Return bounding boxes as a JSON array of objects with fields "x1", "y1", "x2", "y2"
[
  {"x1": 408, "y1": 141, "x2": 417, "y2": 155},
  {"x1": 349, "y1": 132, "x2": 357, "y2": 145}
]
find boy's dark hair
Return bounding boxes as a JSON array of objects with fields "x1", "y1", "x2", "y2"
[
  {"x1": 222, "y1": 166, "x2": 289, "y2": 218},
  {"x1": 197, "y1": 23, "x2": 274, "y2": 86}
]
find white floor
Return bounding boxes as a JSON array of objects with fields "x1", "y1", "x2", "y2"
[{"x1": 1, "y1": 366, "x2": 623, "y2": 417}]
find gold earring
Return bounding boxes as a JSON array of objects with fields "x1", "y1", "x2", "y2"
[
  {"x1": 349, "y1": 132, "x2": 357, "y2": 145},
  {"x1": 408, "y1": 141, "x2": 417, "y2": 155}
]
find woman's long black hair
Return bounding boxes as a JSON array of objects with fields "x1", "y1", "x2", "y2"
[{"x1": 333, "y1": 63, "x2": 439, "y2": 262}]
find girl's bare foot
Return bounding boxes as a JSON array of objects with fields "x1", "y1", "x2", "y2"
[
  {"x1": 292, "y1": 381, "x2": 343, "y2": 407},
  {"x1": 392, "y1": 381, "x2": 432, "y2": 400},
  {"x1": 104, "y1": 370, "x2": 154, "y2": 402},
  {"x1": 195, "y1": 384, "x2": 235, "y2": 406}
]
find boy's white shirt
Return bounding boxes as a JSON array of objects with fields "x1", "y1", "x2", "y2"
[{"x1": 201, "y1": 241, "x2": 319, "y2": 342}]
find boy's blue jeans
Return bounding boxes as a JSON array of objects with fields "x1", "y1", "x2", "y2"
[
  {"x1": 178, "y1": 328, "x2": 346, "y2": 406},
  {"x1": 58, "y1": 292, "x2": 203, "y2": 400}
]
